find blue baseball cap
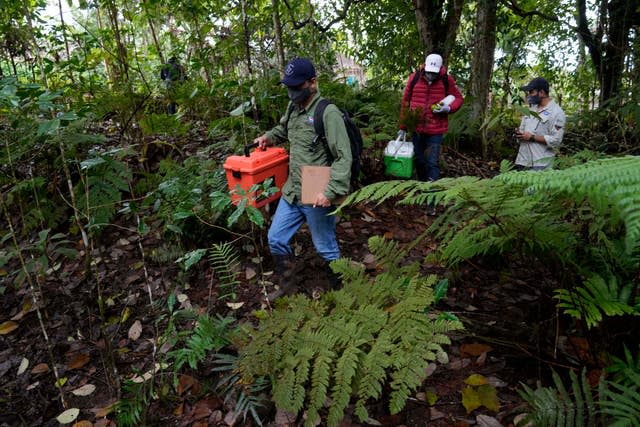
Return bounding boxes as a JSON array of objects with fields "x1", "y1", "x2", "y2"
[
  {"x1": 280, "y1": 58, "x2": 316, "y2": 87},
  {"x1": 520, "y1": 77, "x2": 549, "y2": 93}
]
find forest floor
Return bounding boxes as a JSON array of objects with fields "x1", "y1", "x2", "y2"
[{"x1": 1, "y1": 140, "x2": 582, "y2": 427}]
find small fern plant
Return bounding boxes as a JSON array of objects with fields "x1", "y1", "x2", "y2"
[
  {"x1": 517, "y1": 369, "x2": 597, "y2": 427},
  {"x1": 518, "y1": 368, "x2": 640, "y2": 426},
  {"x1": 235, "y1": 235, "x2": 463, "y2": 426}
]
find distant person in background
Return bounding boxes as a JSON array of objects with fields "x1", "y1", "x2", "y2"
[
  {"x1": 160, "y1": 56, "x2": 185, "y2": 114},
  {"x1": 514, "y1": 77, "x2": 566, "y2": 170},
  {"x1": 398, "y1": 53, "x2": 464, "y2": 215}
]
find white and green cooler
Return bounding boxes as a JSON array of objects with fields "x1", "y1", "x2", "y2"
[{"x1": 383, "y1": 138, "x2": 414, "y2": 178}]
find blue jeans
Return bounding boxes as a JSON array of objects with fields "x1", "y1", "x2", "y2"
[
  {"x1": 413, "y1": 133, "x2": 443, "y2": 181},
  {"x1": 268, "y1": 198, "x2": 340, "y2": 262}
]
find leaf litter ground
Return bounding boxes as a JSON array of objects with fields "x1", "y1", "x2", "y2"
[{"x1": 0, "y1": 147, "x2": 572, "y2": 426}]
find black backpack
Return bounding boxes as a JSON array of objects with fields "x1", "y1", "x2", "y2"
[{"x1": 285, "y1": 99, "x2": 363, "y2": 186}]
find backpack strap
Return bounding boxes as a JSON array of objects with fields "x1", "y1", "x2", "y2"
[
  {"x1": 313, "y1": 98, "x2": 333, "y2": 160},
  {"x1": 407, "y1": 70, "x2": 449, "y2": 103},
  {"x1": 313, "y1": 99, "x2": 331, "y2": 141},
  {"x1": 283, "y1": 102, "x2": 296, "y2": 134}
]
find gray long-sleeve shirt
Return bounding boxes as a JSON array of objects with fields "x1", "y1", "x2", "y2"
[{"x1": 516, "y1": 99, "x2": 566, "y2": 168}]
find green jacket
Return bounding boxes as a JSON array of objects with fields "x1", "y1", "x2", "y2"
[{"x1": 266, "y1": 92, "x2": 352, "y2": 203}]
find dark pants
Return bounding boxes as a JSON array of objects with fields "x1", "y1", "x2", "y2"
[{"x1": 413, "y1": 133, "x2": 443, "y2": 181}]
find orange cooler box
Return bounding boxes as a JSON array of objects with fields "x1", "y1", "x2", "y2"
[{"x1": 223, "y1": 145, "x2": 289, "y2": 208}]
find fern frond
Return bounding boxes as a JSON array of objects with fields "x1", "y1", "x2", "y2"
[
  {"x1": 208, "y1": 242, "x2": 241, "y2": 299},
  {"x1": 237, "y1": 236, "x2": 463, "y2": 425},
  {"x1": 498, "y1": 156, "x2": 640, "y2": 253},
  {"x1": 599, "y1": 370, "x2": 640, "y2": 426},
  {"x1": 554, "y1": 274, "x2": 638, "y2": 329},
  {"x1": 80, "y1": 152, "x2": 132, "y2": 229},
  {"x1": 517, "y1": 369, "x2": 597, "y2": 427},
  {"x1": 169, "y1": 314, "x2": 234, "y2": 370}
]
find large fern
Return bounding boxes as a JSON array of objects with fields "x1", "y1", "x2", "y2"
[
  {"x1": 338, "y1": 156, "x2": 640, "y2": 328},
  {"x1": 236, "y1": 235, "x2": 463, "y2": 426},
  {"x1": 497, "y1": 156, "x2": 640, "y2": 254}
]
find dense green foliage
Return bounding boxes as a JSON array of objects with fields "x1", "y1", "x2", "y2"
[
  {"x1": 2, "y1": 0, "x2": 640, "y2": 424},
  {"x1": 236, "y1": 236, "x2": 463, "y2": 426}
]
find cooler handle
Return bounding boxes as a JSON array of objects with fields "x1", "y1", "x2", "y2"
[{"x1": 244, "y1": 142, "x2": 260, "y2": 157}]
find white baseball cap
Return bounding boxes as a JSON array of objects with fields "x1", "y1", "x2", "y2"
[{"x1": 425, "y1": 54, "x2": 443, "y2": 73}]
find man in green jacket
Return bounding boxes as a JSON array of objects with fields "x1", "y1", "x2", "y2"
[{"x1": 253, "y1": 57, "x2": 352, "y2": 299}]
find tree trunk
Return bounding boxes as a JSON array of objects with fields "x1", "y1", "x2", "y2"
[
  {"x1": 577, "y1": 0, "x2": 640, "y2": 103},
  {"x1": 139, "y1": 0, "x2": 163, "y2": 63},
  {"x1": 272, "y1": 0, "x2": 285, "y2": 70},
  {"x1": 412, "y1": 0, "x2": 464, "y2": 62},
  {"x1": 469, "y1": 0, "x2": 497, "y2": 158},
  {"x1": 20, "y1": 2, "x2": 47, "y2": 87},
  {"x1": 104, "y1": 0, "x2": 130, "y2": 87}
]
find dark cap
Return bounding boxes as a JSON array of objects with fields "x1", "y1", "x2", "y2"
[
  {"x1": 280, "y1": 58, "x2": 316, "y2": 87},
  {"x1": 520, "y1": 77, "x2": 549, "y2": 93}
]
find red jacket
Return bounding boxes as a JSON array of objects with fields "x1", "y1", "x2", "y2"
[{"x1": 399, "y1": 66, "x2": 464, "y2": 135}]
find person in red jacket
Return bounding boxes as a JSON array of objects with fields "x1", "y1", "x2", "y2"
[{"x1": 398, "y1": 53, "x2": 463, "y2": 213}]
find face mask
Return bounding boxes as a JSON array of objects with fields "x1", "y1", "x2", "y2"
[
  {"x1": 527, "y1": 95, "x2": 542, "y2": 105},
  {"x1": 425, "y1": 72, "x2": 438, "y2": 82},
  {"x1": 287, "y1": 86, "x2": 311, "y2": 105}
]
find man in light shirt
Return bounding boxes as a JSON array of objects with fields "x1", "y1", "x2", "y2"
[{"x1": 514, "y1": 77, "x2": 566, "y2": 170}]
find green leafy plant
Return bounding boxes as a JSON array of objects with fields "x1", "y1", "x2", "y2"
[
  {"x1": 79, "y1": 148, "x2": 132, "y2": 230},
  {"x1": 169, "y1": 313, "x2": 235, "y2": 371},
  {"x1": 236, "y1": 235, "x2": 463, "y2": 426},
  {"x1": 208, "y1": 242, "x2": 241, "y2": 300},
  {"x1": 517, "y1": 369, "x2": 597, "y2": 427},
  {"x1": 598, "y1": 370, "x2": 640, "y2": 426},
  {"x1": 213, "y1": 353, "x2": 269, "y2": 427},
  {"x1": 339, "y1": 155, "x2": 640, "y2": 329},
  {"x1": 518, "y1": 368, "x2": 640, "y2": 426},
  {"x1": 605, "y1": 345, "x2": 640, "y2": 388}
]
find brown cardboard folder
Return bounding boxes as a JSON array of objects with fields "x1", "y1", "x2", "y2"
[{"x1": 300, "y1": 165, "x2": 331, "y2": 205}]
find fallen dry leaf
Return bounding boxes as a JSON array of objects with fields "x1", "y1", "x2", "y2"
[
  {"x1": 226, "y1": 302, "x2": 244, "y2": 310},
  {"x1": 56, "y1": 408, "x2": 80, "y2": 424},
  {"x1": 68, "y1": 353, "x2": 90, "y2": 370},
  {"x1": 71, "y1": 384, "x2": 96, "y2": 396},
  {"x1": 128, "y1": 320, "x2": 142, "y2": 341},
  {"x1": 17, "y1": 357, "x2": 29, "y2": 376},
  {"x1": 0, "y1": 320, "x2": 18, "y2": 335},
  {"x1": 31, "y1": 363, "x2": 49, "y2": 374},
  {"x1": 177, "y1": 374, "x2": 200, "y2": 396},
  {"x1": 72, "y1": 420, "x2": 93, "y2": 427},
  {"x1": 460, "y1": 343, "x2": 493, "y2": 358}
]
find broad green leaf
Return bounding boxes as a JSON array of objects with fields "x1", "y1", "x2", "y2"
[
  {"x1": 37, "y1": 119, "x2": 60, "y2": 136},
  {"x1": 465, "y1": 373, "x2": 489, "y2": 386},
  {"x1": 80, "y1": 157, "x2": 106, "y2": 169},
  {"x1": 461, "y1": 385, "x2": 482, "y2": 413},
  {"x1": 227, "y1": 198, "x2": 247, "y2": 227},
  {"x1": 245, "y1": 206, "x2": 265, "y2": 227},
  {"x1": 173, "y1": 210, "x2": 194, "y2": 220},
  {"x1": 477, "y1": 384, "x2": 500, "y2": 412},
  {"x1": 177, "y1": 249, "x2": 207, "y2": 271},
  {"x1": 229, "y1": 101, "x2": 251, "y2": 116}
]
